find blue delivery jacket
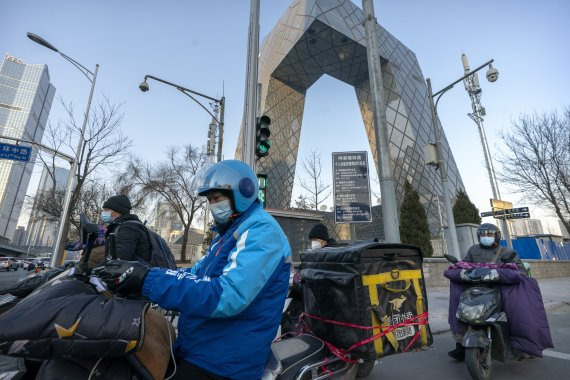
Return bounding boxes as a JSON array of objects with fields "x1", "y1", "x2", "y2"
[{"x1": 142, "y1": 202, "x2": 291, "y2": 379}]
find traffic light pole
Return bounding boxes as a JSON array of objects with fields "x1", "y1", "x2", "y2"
[
  {"x1": 362, "y1": 0, "x2": 400, "y2": 243},
  {"x1": 243, "y1": 0, "x2": 260, "y2": 168}
]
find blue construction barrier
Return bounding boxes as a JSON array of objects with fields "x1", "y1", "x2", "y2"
[{"x1": 500, "y1": 237, "x2": 570, "y2": 260}]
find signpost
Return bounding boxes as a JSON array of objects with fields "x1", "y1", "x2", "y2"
[
  {"x1": 332, "y1": 151, "x2": 372, "y2": 223},
  {"x1": 0, "y1": 143, "x2": 32, "y2": 162},
  {"x1": 480, "y1": 207, "x2": 530, "y2": 219}
]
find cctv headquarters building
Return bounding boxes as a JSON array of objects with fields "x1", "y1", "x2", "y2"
[{"x1": 236, "y1": 0, "x2": 465, "y2": 241}]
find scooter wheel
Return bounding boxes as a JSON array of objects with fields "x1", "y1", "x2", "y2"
[
  {"x1": 356, "y1": 360, "x2": 375, "y2": 378},
  {"x1": 465, "y1": 347, "x2": 492, "y2": 380}
]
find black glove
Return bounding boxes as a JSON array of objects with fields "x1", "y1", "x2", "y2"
[{"x1": 93, "y1": 260, "x2": 149, "y2": 296}]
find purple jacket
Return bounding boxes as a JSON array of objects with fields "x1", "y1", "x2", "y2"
[{"x1": 444, "y1": 266, "x2": 553, "y2": 357}]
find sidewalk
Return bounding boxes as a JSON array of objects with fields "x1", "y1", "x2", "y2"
[{"x1": 426, "y1": 277, "x2": 570, "y2": 334}]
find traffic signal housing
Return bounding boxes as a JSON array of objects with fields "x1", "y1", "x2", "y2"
[{"x1": 255, "y1": 115, "x2": 271, "y2": 158}]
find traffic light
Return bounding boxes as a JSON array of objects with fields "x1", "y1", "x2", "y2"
[{"x1": 255, "y1": 115, "x2": 271, "y2": 158}]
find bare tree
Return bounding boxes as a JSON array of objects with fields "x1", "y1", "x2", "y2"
[
  {"x1": 294, "y1": 194, "x2": 310, "y2": 210},
  {"x1": 126, "y1": 145, "x2": 208, "y2": 262},
  {"x1": 499, "y1": 107, "x2": 570, "y2": 234},
  {"x1": 29, "y1": 96, "x2": 132, "y2": 248},
  {"x1": 299, "y1": 149, "x2": 331, "y2": 210}
]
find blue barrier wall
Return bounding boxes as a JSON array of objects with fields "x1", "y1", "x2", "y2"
[{"x1": 500, "y1": 238, "x2": 570, "y2": 260}]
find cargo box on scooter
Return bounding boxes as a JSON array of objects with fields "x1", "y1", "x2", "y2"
[{"x1": 300, "y1": 241, "x2": 433, "y2": 363}]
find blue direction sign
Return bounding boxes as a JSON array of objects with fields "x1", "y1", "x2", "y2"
[
  {"x1": 481, "y1": 207, "x2": 530, "y2": 219},
  {"x1": 0, "y1": 143, "x2": 32, "y2": 162}
]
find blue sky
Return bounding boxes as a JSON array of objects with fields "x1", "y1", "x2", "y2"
[{"x1": 2, "y1": 0, "x2": 569, "y2": 231}]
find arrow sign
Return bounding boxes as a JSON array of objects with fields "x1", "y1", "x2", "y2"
[
  {"x1": 495, "y1": 212, "x2": 530, "y2": 220},
  {"x1": 504, "y1": 207, "x2": 529, "y2": 214}
]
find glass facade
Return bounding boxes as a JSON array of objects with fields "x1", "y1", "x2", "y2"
[
  {"x1": 0, "y1": 53, "x2": 56, "y2": 240},
  {"x1": 236, "y1": 0, "x2": 464, "y2": 237}
]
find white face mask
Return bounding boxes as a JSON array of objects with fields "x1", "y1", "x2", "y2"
[
  {"x1": 480, "y1": 236, "x2": 495, "y2": 247},
  {"x1": 210, "y1": 199, "x2": 233, "y2": 224},
  {"x1": 311, "y1": 240, "x2": 322, "y2": 249}
]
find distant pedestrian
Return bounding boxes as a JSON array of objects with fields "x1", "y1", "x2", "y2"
[{"x1": 308, "y1": 223, "x2": 337, "y2": 249}]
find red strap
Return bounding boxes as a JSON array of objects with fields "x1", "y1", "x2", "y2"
[{"x1": 300, "y1": 312, "x2": 429, "y2": 362}]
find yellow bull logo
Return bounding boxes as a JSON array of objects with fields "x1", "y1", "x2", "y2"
[{"x1": 389, "y1": 295, "x2": 407, "y2": 312}]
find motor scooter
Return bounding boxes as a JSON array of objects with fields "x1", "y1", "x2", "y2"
[
  {"x1": 445, "y1": 253, "x2": 522, "y2": 380},
  {"x1": 262, "y1": 268, "x2": 364, "y2": 380}
]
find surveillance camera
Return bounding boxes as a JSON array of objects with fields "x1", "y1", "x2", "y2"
[
  {"x1": 486, "y1": 67, "x2": 499, "y2": 83},
  {"x1": 139, "y1": 81, "x2": 149, "y2": 92}
]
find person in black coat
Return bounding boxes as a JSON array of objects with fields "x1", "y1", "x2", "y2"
[
  {"x1": 101, "y1": 195, "x2": 151, "y2": 263},
  {"x1": 281, "y1": 223, "x2": 337, "y2": 334}
]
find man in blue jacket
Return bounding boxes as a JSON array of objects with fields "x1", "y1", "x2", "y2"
[{"x1": 95, "y1": 160, "x2": 292, "y2": 379}]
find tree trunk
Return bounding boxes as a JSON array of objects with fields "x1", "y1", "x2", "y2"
[{"x1": 180, "y1": 224, "x2": 190, "y2": 263}]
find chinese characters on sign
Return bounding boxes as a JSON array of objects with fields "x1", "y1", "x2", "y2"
[
  {"x1": 332, "y1": 151, "x2": 372, "y2": 223},
  {"x1": 0, "y1": 143, "x2": 32, "y2": 162}
]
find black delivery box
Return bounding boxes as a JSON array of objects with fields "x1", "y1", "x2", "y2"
[{"x1": 300, "y1": 241, "x2": 433, "y2": 363}]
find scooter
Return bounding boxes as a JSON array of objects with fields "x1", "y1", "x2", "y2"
[
  {"x1": 262, "y1": 268, "x2": 362, "y2": 380},
  {"x1": 445, "y1": 253, "x2": 520, "y2": 380}
]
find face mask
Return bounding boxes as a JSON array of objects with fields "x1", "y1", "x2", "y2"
[
  {"x1": 100, "y1": 211, "x2": 114, "y2": 224},
  {"x1": 311, "y1": 240, "x2": 322, "y2": 249},
  {"x1": 480, "y1": 236, "x2": 495, "y2": 247},
  {"x1": 210, "y1": 200, "x2": 233, "y2": 224}
]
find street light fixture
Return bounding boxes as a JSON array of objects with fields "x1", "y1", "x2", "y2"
[
  {"x1": 138, "y1": 75, "x2": 225, "y2": 162},
  {"x1": 139, "y1": 75, "x2": 225, "y2": 234},
  {"x1": 27, "y1": 32, "x2": 99, "y2": 268},
  {"x1": 425, "y1": 58, "x2": 499, "y2": 259}
]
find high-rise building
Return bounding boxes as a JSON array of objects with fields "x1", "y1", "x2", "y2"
[
  {"x1": 236, "y1": 0, "x2": 464, "y2": 238},
  {"x1": 26, "y1": 165, "x2": 69, "y2": 247},
  {"x1": 12, "y1": 225, "x2": 26, "y2": 246},
  {"x1": 0, "y1": 53, "x2": 56, "y2": 240}
]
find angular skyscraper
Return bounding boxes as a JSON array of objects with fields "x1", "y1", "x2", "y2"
[
  {"x1": 0, "y1": 53, "x2": 56, "y2": 240},
  {"x1": 236, "y1": 0, "x2": 464, "y2": 237}
]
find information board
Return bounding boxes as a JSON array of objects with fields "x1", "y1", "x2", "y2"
[{"x1": 332, "y1": 151, "x2": 372, "y2": 223}]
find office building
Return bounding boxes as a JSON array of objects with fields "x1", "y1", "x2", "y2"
[{"x1": 0, "y1": 53, "x2": 56, "y2": 240}]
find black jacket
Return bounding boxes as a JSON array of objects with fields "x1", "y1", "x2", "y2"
[
  {"x1": 464, "y1": 243, "x2": 525, "y2": 272},
  {"x1": 105, "y1": 214, "x2": 151, "y2": 263}
]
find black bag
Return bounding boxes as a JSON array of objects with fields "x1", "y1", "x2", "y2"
[
  {"x1": 118, "y1": 221, "x2": 177, "y2": 269},
  {"x1": 301, "y1": 241, "x2": 433, "y2": 363}
]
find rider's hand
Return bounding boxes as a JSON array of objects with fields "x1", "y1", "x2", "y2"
[{"x1": 93, "y1": 260, "x2": 149, "y2": 296}]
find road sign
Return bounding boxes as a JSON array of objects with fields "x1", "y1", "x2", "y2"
[
  {"x1": 495, "y1": 212, "x2": 530, "y2": 220},
  {"x1": 0, "y1": 143, "x2": 32, "y2": 162},
  {"x1": 490, "y1": 199, "x2": 513, "y2": 210},
  {"x1": 481, "y1": 207, "x2": 530, "y2": 218},
  {"x1": 332, "y1": 151, "x2": 372, "y2": 223}
]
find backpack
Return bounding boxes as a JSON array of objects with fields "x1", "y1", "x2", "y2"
[{"x1": 117, "y1": 220, "x2": 177, "y2": 269}]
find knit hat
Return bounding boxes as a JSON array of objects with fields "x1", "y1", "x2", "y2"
[
  {"x1": 309, "y1": 223, "x2": 329, "y2": 241},
  {"x1": 102, "y1": 194, "x2": 132, "y2": 215}
]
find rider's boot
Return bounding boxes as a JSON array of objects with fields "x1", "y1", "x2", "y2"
[{"x1": 447, "y1": 342, "x2": 465, "y2": 361}]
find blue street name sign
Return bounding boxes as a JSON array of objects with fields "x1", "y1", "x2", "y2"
[{"x1": 0, "y1": 143, "x2": 32, "y2": 162}]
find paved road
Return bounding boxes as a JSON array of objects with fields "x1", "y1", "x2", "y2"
[
  {"x1": 364, "y1": 304, "x2": 570, "y2": 379},
  {"x1": 0, "y1": 267, "x2": 28, "y2": 288}
]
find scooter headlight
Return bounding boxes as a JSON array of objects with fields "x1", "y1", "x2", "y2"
[{"x1": 457, "y1": 304, "x2": 485, "y2": 323}]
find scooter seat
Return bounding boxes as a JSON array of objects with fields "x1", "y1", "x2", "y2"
[{"x1": 271, "y1": 334, "x2": 328, "y2": 380}]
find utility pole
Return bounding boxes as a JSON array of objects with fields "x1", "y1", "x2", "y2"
[
  {"x1": 362, "y1": 0, "x2": 400, "y2": 243},
  {"x1": 242, "y1": 0, "x2": 260, "y2": 168},
  {"x1": 461, "y1": 54, "x2": 512, "y2": 248}
]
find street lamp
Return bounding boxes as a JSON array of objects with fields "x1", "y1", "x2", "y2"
[
  {"x1": 138, "y1": 75, "x2": 225, "y2": 162},
  {"x1": 139, "y1": 75, "x2": 225, "y2": 233},
  {"x1": 27, "y1": 32, "x2": 99, "y2": 268},
  {"x1": 425, "y1": 58, "x2": 499, "y2": 259}
]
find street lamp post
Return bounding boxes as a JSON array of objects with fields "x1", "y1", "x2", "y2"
[
  {"x1": 27, "y1": 32, "x2": 98, "y2": 268},
  {"x1": 138, "y1": 75, "x2": 225, "y2": 233},
  {"x1": 138, "y1": 75, "x2": 225, "y2": 162},
  {"x1": 426, "y1": 58, "x2": 500, "y2": 259}
]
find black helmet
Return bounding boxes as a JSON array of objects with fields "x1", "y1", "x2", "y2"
[{"x1": 477, "y1": 223, "x2": 501, "y2": 243}]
